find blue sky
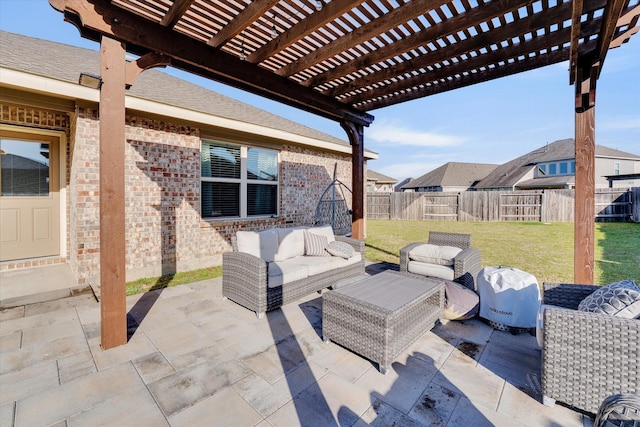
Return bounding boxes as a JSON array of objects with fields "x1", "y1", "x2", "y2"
[{"x1": 1, "y1": 0, "x2": 638, "y2": 181}]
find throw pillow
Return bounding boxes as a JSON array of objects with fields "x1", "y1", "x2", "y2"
[
  {"x1": 443, "y1": 280, "x2": 479, "y2": 321},
  {"x1": 409, "y1": 244, "x2": 462, "y2": 266},
  {"x1": 577, "y1": 280, "x2": 640, "y2": 319},
  {"x1": 304, "y1": 230, "x2": 330, "y2": 256},
  {"x1": 326, "y1": 240, "x2": 355, "y2": 259}
]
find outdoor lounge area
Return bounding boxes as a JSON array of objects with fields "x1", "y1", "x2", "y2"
[{"x1": 1, "y1": 261, "x2": 606, "y2": 427}]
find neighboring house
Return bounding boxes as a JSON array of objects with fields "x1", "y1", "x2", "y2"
[
  {"x1": 0, "y1": 32, "x2": 377, "y2": 292},
  {"x1": 366, "y1": 170, "x2": 397, "y2": 192},
  {"x1": 394, "y1": 177, "x2": 412, "y2": 192},
  {"x1": 401, "y1": 162, "x2": 498, "y2": 192},
  {"x1": 475, "y1": 138, "x2": 640, "y2": 191}
]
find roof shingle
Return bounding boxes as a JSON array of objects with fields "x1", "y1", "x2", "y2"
[{"x1": 0, "y1": 31, "x2": 349, "y2": 147}]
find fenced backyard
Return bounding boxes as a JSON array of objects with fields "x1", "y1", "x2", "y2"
[
  {"x1": 364, "y1": 220, "x2": 640, "y2": 286},
  {"x1": 367, "y1": 188, "x2": 640, "y2": 222}
]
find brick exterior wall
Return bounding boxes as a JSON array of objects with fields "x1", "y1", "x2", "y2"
[
  {"x1": 71, "y1": 108, "x2": 355, "y2": 288},
  {"x1": 2, "y1": 101, "x2": 357, "y2": 288}
]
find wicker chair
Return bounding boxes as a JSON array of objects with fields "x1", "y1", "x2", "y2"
[
  {"x1": 541, "y1": 283, "x2": 640, "y2": 415},
  {"x1": 594, "y1": 394, "x2": 640, "y2": 427},
  {"x1": 399, "y1": 231, "x2": 481, "y2": 291}
]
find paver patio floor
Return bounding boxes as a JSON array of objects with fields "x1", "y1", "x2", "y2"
[{"x1": 1, "y1": 268, "x2": 596, "y2": 426}]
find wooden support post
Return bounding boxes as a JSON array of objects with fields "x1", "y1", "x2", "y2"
[
  {"x1": 341, "y1": 120, "x2": 365, "y2": 240},
  {"x1": 573, "y1": 61, "x2": 598, "y2": 284},
  {"x1": 100, "y1": 36, "x2": 127, "y2": 349}
]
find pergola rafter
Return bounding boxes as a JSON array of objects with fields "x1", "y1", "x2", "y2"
[{"x1": 47, "y1": 0, "x2": 639, "y2": 349}]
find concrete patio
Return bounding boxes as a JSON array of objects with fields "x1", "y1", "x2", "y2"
[{"x1": 1, "y1": 262, "x2": 596, "y2": 426}]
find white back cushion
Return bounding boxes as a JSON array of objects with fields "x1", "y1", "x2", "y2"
[
  {"x1": 236, "y1": 229, "x2": 278, "y2": 262},
  {"x1": 275, "y1": 227, "x2": 306, "y2": 261},
  {"x1": 306, "y1": 224, "x2": 336, "y2": 243},
  {"x1": 409, "y1": 244, "x2": 462, "y2": 266}
]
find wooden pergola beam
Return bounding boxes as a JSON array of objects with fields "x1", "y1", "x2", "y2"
[
  {"x1": 327, "y1": 0, "x2": 605, "y2": 99},
  {"x1": 609, "y1": 4, "x2": 640, "y2": 48},
  {"x1": 357, "y1": 44, "x2": 584, "y2": 111},
  {"x1": 247, "y1": 0, "x2": 364, "y2": 64},
  {"x1": 50, "y1": 0, "x2": 374, "y2": 126},
  {"x1": 594, "y1": 0, "x2": 629, "y2": 76},
  {"x1": 124, "y1": 52, "x2": 170, "y2": 88},
  {"x1": 208, "y1": 0, "x2": 280, "y2": 48},
  {"x1": 160, "y1": 0, "x2": 195, "y2": 28},
  {"x1": 276, "y1": 0, "x2": 451, "y2": 77},
  {"x1": 305, "y1": 0, "x2": 558, "y2": 89},
  {"x1": 343, "y1": 24, "x2": 594, "y2": 106}
]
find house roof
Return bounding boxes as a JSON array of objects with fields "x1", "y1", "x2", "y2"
[
  {"x1": 403, "y1": 162, "x2": 498, "y2": 190},
  {"x1": 0, "y1": 31, "x2": 377, "y2": 158},
  {"x1": 367, "y1": 170, "x2": 397, "y2": 184},
  {"x1": 516, "y1": 176, "x2": 576, "y2": 189},
  {"x1": 475, "y1": 138, "x2": 640, "y2": 189}
]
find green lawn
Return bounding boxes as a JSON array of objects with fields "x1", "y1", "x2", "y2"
[
  {"x1": 365, "y1": 220, "x2": 640, "y2": 285},
  {"x1": 125, "y1": 220, "x2": 639, "y2": 294},
  {"x1": 126, "y1": 266, "x2": 222, "y2": 296}
]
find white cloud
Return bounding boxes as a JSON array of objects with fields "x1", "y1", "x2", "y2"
[
  {"x1": 367, "y1": 121, "x2": 467, "y2": 147},
  {"x1": 598, "y1": 116, "x2": 640, "y2": 131}
]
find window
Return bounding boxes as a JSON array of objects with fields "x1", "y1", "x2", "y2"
[
  {"x1": 570, "y1": 161, "x2": 575, "y2": 174},
  {"x1": 614, "y1": 162, "x2": 620, "y2": 176},
  {"x1": 548, "y1": 163, "x2": 557, "y2": 175},
  {"x1": 537, "y1": 164, "x2": 546, "y2": 176},
  {"x1": 1, "y1": 139, "x2": 50, "y2": 196},
  {"x1": 200, "y1": 141, "x2": 278, "y2": 218},
  {"x1": 559, "y1": 162, "x2": 568, "y2": 174}
]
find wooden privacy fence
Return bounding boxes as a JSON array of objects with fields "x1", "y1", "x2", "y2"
[{"x1": 367, "y1": 188, "x2": 638, "y2": 222}]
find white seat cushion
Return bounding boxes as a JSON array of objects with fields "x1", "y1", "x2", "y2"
[
  {"x1": 267, "y1": 258, "x2": 310, "y2": 288},
  {"x1": 407, "y1": 260, "x2": 454, "y2": 281},
  {"x1": 306, "y1": 252, "x2": 362, "y2": 275}
]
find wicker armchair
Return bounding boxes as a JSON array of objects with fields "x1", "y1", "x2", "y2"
[
  {"x1": 594, "y1": 394, "x2": 640, "y2": 427},
  {"x1": 541, "y1": 283, "x2": 640, "y2": 415},
  {"x1": 399, "y1": 231, "x2": 481, "y2": 291}
]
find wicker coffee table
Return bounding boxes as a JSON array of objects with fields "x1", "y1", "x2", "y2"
[{"x1": 322, "y1": 270, "x2": 444, "y2": 374}]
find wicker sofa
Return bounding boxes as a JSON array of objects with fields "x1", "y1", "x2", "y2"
[
  {"x1": 541, "y1": 282, "x2": 640, "y2": 415},
  {"x1": 222, "y1": 225, "x2": 365, "y2": 318},
  {"x1": 399, "y1": 231, "x2": 482, "y2": 291}
]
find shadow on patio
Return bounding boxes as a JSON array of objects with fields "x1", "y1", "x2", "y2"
[{"x1": 0, "y1": 267, "x2": 592, "y2": 426}]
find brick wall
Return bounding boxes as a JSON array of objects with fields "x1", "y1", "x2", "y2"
[
  {"x1": 70, "y1": 108, "x2": 101, "y2": 287},
  {"x1": 72, "y1": 109, "x2": 354, "y2": 287}
]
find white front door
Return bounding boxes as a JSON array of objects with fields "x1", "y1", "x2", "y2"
[{"x1": 0, "y1": 130, "x2": 61, "y2": 261}]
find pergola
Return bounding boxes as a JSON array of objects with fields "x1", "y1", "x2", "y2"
[{"x1": 48, "y1": 0, "x2": 639, "y2": 349}]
